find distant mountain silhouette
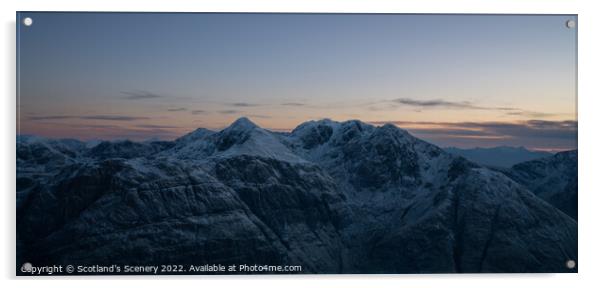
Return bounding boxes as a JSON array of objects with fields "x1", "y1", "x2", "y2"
[{"x1": 444, "y1": 146, "x2": 552, "y2": 168}]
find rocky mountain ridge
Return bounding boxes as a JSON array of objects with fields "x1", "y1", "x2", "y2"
[{"x1": 16, "y1": 117, "x2": 578, "y2": 274}]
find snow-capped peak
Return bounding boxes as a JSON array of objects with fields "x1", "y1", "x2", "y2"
[{"x1": 225, "y1": 117, "x2": 259, "y2": 132}]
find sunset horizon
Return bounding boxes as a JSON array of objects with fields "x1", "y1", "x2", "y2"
[
  {"x1": 17, "y1": 13, "x2": 577, "y2": 151},
  {"x1": 17, "y1": 115, "x2": 577, "y2": 152}
]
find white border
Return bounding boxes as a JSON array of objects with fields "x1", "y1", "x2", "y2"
[{"x1": 2, "y1": 1, "x2": 600, "y2": 287}]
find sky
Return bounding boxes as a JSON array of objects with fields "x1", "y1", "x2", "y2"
[{"x1": 17, "y1": 13, "x2": 577, "y2": 151}]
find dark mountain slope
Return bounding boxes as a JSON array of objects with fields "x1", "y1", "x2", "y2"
[
  {"x1": 501, "y1": 150, "x2": 577, "y2": 220},
  {"x1": 16, "y1": 118, "x2": 577, "y2": 274}
]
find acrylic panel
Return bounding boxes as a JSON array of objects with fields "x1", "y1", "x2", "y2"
[{"x1": 16, "y1": 12, "x2": 577, "y2": 275}]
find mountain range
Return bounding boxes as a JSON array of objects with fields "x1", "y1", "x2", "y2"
[
  {"x1": 444, "y1": 146, "x2": 552, "y2": 168},
  {"x1": 16, "y1": 117, "x2": 577, "y2": 274}
]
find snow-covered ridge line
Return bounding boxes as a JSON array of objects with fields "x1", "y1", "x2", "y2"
[{"x1": 16, "y1": 117, "x2": 578, "y2": 273}]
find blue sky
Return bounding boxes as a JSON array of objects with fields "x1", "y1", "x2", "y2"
[{"x1": 17, "y1": 13, "x2": 577, "y2": 151}]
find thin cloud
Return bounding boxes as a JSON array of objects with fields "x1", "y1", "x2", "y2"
[
  {"x1": 281, "y1": 102, "x2": 306, "y2": 107},
  {"x1": 65, "y1": 123, "x2": 120, "y2": 129},
  {"x1": 505, "y1": 111, "x2": 557, "y2": 118},
  {"x1": 136, "y1": 124, "x2": 181, "y2": 129},
  {"x1": 191, "y1": 110, "x2": 206, "y2": 115},
  {"x1": 228, "y1": 102, "x2": 261, "y2": 107},
  {"x1": 524, "y1": 120, "x2": 577, "y2": 130},
  {"x1": 167, "y1": 108, "x2": 187, "y2": 112},
  {"x1": 28, "y1": 115, "x2": 75, "y2": 121},
  {"x1": 29, "y1": 115, "x2": 149, "y2": 121},
  {"x1": 394, "y1": 98, "x2": 478, "y2": 109},
  {"x1": 218, "y1": 110, "x2": 240, "y2": 114},
  {"x1": 22, "y1": 122, "x2": 180, "y2": 141},
  {"x1": 81, "y1": 115, "x2": 150, "y2": 121},
  {"x1": 121, "y1": 90, "x2": 164, "y2": 100},
  {"x1": 390, "y1": 98, "x2": 519, "y2": 111},
  {"x1": 386, "y1": 98, "x2": 561, "y2": 118}
]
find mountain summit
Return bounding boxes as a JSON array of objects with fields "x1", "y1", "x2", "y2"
[
  {"x1": 17, "y1": 118, "x2": 577, "y2": 274},
  {"x1": 226, "y1": 116, "x2": 259, "y2": 131}
]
